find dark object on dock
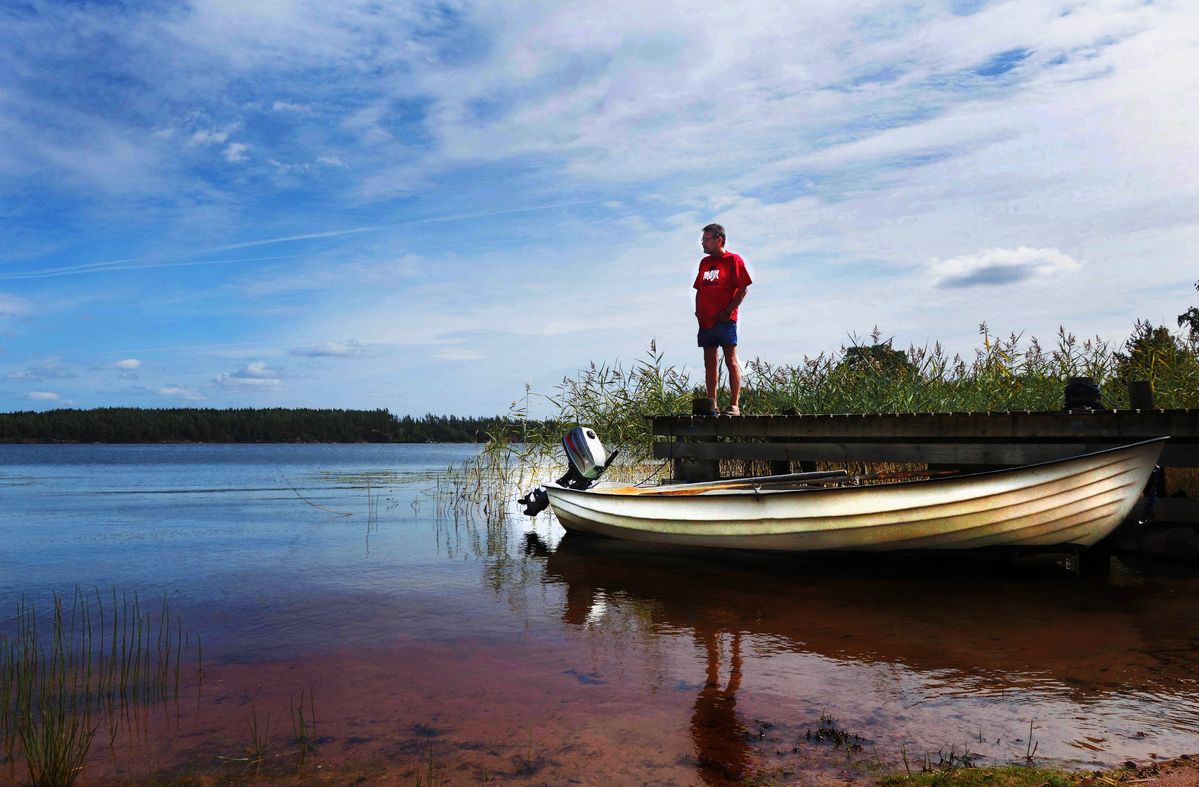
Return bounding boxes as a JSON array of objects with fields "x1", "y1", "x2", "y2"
[
  {"x1": 1128, "y1": 379, "x2": 1155, "y2": 410},
  {"x1": 1064, "y1": 377, "x2": 1102, "y2": 410}
]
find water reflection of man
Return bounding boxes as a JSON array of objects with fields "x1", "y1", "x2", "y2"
[
  {"x1": 690, "y1": 630, "x2": 750, "y2": 785},
  {"x1": 694, "y1": 223, "x2": 752, "y2": 416}
]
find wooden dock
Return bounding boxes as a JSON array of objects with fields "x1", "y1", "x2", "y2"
[{"x1": 651, "y1": 408, "x2": 1199, "y2": 523}]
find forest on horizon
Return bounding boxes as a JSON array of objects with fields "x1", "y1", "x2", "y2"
[{"x1": 0, "y1": 407, "x2": 518, "y2": 444}]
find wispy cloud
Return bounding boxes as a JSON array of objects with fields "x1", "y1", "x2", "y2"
[
  {"x1": 191, "y1": 128, "x2": 234, "y2": 146},
  {"x1": 0, "y1": 293, "x2": 30, "y2": 317},
  {"x1": 158, "y1": 385, "x2": 204, "y2": 401},
  {"x1": 6, "y1": 360, "x2": 73, "y2": 382},
  {"x1": 432, "y1": 347, "x2": 482, "y2": 362},
  {"x1": 290, "y1": 341, "x2": 363, "y2": 358}
]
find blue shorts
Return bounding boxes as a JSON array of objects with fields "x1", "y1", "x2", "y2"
[{"x1": 697, "y1": 320, "x2": 738, "y2": 348}]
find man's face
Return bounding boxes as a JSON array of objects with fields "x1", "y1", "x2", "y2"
[{"x1": 701, "y1": 232, "x2": 723, "y2": 255}]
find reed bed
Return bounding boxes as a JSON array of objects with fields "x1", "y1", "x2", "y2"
[
  {"x1": 477, "y1": 325, "x2": 1199, "y2": 469},
  {"x1": 0, "y1": 588, "x2": 198, "y2": 787}
]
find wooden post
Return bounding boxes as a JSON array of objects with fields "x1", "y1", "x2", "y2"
[
  {"x1": 678, "y1": 398, "x2": 720, "y2": 482},
  {"x1": 1128, "y1": 380, "x2": 1155, "y2": 410}
]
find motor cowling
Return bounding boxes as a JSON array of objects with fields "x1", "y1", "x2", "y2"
[{"x1": 557, "y1": 426, "x2": 618, "y2": 490}]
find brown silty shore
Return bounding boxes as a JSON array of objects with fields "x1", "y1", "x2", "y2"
[{"x1": 56, "y1": 545, "x2": 1199, "y2": 786}]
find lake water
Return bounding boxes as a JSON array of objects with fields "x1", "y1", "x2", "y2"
[{"x1": 3, "y1": 443, "x2": 1199, "y2": 785}]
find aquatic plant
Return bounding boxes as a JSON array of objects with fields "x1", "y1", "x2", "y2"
[
  {"x1": 414, "y1": 743, "x2": 443, "y2": 786},
  {"x1": 247, "y1": 703, "x2": 270, "y2": 762},
  {"x1": 0, "y1": 588, "x2": 198, "y2": 787},
  {"x1": 290, "y1": 688, "x2": 317, "y2": 764}
]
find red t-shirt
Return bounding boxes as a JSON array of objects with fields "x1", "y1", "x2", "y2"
[{"x1": 693, "y1": 251, "x2": 752, "y2": 329}]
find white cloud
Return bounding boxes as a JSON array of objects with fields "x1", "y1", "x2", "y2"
[
  {"x1": 223, "y1": 142, "x2": 249, "y2": 163},
  {"x1": 115, "y1": 358, "x2": 141, "y2": 370},
  {"x1": 928, "y1": 247, "x2": 1083, "y2": 288},
  {"x1": 27, "y1": 391, "x2": 60, "y2": 401},
  {"x1": 272, "y1": 100, "x2": 311, "y2": 112},
  {"x1": 158, "y1": 385, "x2": 204, "y2": 401},
  {"x1": 215, "y1": 361, "x2": 284, "y2": 389}
]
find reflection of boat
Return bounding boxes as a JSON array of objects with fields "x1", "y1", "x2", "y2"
[
  {"x1": 539, "y1": 534, "x2": 1183, "y2": 696},
  {"x1": 543, "y1": 438, "x2": 1166, "y2": 553},
  {"x1": 537, "y1": 531, "x2": 1199, "y2": 771}
]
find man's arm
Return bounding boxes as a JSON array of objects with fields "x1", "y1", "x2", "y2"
[{"x1": 717, "y1": 287, "x2": 748, "y2": 321}]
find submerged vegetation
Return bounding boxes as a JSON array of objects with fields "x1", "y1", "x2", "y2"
[
  {"x1": 492, "y1": 319, "x2": 1199, "y2": 467},
  {"x1": 0, "y1": 589, "x2": 199, "y2": 787}
]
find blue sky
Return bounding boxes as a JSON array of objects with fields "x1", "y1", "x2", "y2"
[{"x1": 1, "y1": 0, "x2": 1196, "y2": 416}]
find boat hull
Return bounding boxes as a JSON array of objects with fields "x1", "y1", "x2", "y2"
[{"x1": 545, "y1": 439, "x2": 1166, "y2": 552}]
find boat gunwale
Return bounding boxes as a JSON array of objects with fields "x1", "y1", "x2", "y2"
[{"x1": 551, "y1": 436, "x2": 1169, "y2": 501}]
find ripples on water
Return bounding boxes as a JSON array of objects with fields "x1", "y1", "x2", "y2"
[{"x1": 2, "y1": 443, "x2": 1198, "y2": 784}]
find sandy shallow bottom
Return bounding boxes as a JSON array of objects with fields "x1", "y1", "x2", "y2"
[
  {"x1": 49, "y1": 631, "x2": 1197, "y2": 786},
  {"x1": 72, "y1": 641, "x2": 831, "y2": 785}
]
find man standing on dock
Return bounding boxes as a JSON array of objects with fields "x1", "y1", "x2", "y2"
[{"x1": 694, "y1": 223, "x2": 752, "y2": 415}]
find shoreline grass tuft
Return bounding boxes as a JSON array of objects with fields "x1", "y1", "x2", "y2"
[{"x1": 0, "y1": 588, "x2": 199, "y2": 787}]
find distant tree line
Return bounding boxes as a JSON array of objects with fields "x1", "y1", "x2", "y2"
[{"x1": 0, "y1": 408, "x2": 524, "y2": 443}]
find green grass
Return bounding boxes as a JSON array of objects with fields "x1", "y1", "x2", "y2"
[{"x1": 879, "y1": 765, "x2": 1077, "y2": 786}]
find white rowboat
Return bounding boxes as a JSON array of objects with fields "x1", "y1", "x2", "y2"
[{"x1": 544, "y1": 438, "x2": 1167, "y2": 552}]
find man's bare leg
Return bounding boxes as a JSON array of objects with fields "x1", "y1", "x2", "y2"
[
  {"x1": 703, "y1": 345, "x2": 720, "y2": 405},
  {"x1": 723, "y1": 344, "x2": 741, "y2": 410}
]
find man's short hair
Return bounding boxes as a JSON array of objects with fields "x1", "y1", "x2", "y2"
[{"x1": 702, "y1": 223, "x2": 725, "y2": 240}]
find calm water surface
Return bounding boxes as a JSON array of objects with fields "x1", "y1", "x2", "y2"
[{"x1": 2, "y1": 443, "x2": 1198, "y2": 784}]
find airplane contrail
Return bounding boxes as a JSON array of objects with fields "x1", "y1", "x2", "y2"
[
  {"x1": 0, "y1": 199, "x2": 601, "y2": 280},
  {"x1": 204, "y1": 198, "x2": 601, "y2": 252},
  {"x1": 0, "y1": 254, "x2": 304, "y2": 281}
]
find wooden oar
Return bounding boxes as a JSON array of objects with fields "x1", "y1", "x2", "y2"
[
  {"x1": 607, "y1": 468, "x2": 959, "y2": 496},
  {"x1": 785, "y1": 468, "x2": 963, "y2": 488},
  {"x1": 615, "y1": 470, "x2": 847, "y2": 495},
  {"x1": 657, "y1": 469, "x2": 849, "y2": 488}
]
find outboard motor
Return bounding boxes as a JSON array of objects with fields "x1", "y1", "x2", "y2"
[
  {"x1": 519, "y1": 427, "x2": 619, "y2": 516},
  {"x1": 518, "y1": 486, "x2": 551, "y2": 516}
]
